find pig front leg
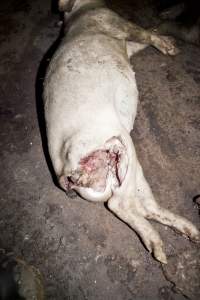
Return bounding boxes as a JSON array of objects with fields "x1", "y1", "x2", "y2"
[
  {"x1": 148, "y1": 34, "x2": 179, "y2": 55},
  {"x1": 98, "y1": 11, "x2": 179, "y2": 55},
  {"x1": 124, "y1": 22, "x2": 179, "y2": 56},
  {"x1": 126, "y1": 35, "x2": 178, "y2": 58},
  {"x1": 135, "y1": 162, "x2": 200, "y2": 242}
]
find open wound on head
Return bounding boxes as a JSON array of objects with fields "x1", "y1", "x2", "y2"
[{"x1": 65, "y1": 136, "x2": 128, "y2": 193}]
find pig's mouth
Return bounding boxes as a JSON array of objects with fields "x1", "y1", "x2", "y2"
[{"x1": 60, "y1": 137, "x2": 128, "y2": 202}]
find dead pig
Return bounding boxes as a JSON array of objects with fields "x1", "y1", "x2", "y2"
[{"x1": 43, "y1": 0, "x2": 199, "y2": 263}]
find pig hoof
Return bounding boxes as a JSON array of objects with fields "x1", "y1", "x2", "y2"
[
  {"x1": 160, "y1": 36, "x2": 180, "y2": 56},
  {"x1": 145, "y1": 239, "x2": 167, "y2": 264},
  {"x1": 152, "y1": 35, "x2": 180, "y2": 56},
  {"x1": 153, "y1": 244, "x2": 167, "y2": 264},
  {"x1": 181, "y1": 225, "x2": 200, "y2": 243},
  {"x1": 189, "y1": 232, "x2": 200, "y2": 243}
]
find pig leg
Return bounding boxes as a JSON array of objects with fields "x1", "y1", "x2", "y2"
[
  {"x1": 124, "y1": 23, "x2": 179, "y2": 56},
  {"x1": 107, "y1": 138, "x2": 167, "y2": 263},
  {"x1": 135, "y1": 162, "x2": 200, "y2": 242},
  {"x1": 99, "y1": 12, "x2": 179, "y2": 55},
  {"x1": 125, "y1": 38, "x2": 177, "y2": 58},
  {"x1": 108, "y1": 195, "x2": 167, "y2": 263}
]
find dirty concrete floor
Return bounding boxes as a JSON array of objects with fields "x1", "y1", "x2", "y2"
[{"x1": 0, "y1": 0, "x2": 200, "y2": 299}]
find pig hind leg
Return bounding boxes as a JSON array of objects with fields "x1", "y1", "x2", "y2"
[
  {"x1": 108, "y1": 195, "x2": 167, "y2": 263},
  {"x1": 107, "y1": 140, "x2": 167, "y2": 263},
  {"x1": 135, "y1": 162, "x2": 200, "y2": 242}
]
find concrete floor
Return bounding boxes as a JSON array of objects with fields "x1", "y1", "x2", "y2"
[{"x1": 0, "y1": 0, "x2": 199, "y2": 299}]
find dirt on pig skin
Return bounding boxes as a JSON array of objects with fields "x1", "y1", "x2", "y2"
[{"x1": 0, "y1": 0, "x2": 199, "y2": 299}]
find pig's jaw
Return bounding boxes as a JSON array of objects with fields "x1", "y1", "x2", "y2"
[{"x1": 59, "y1": 137, "x2": 128, "y2": 202}]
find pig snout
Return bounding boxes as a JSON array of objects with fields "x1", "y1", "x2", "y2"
[{"x1": 59, "y1": 137, "x2": 128, "y2": 202}]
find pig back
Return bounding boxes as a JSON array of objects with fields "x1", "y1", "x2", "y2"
[{"x1": 44, "y1": 33, "x2": 137, "y2": 135}]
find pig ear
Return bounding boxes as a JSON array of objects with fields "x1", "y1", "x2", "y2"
[{"x1": 58, "y1": 0, "x2": 76, "y2": 12}]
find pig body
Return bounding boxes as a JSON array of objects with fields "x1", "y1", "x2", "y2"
[
  {"x1": 44, "y1": 0, "x2": 199, "y2": 263},
  {"x1": 44, "y1": 31, "x2": 137, "y2": 192},
  {"x1": 44, "y1": 2, "x2": 142, "y2": 201}
]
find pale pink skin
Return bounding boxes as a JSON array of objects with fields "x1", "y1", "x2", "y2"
[{"x1": 44, "y1": 0, "x2": 199, "y2": 264}]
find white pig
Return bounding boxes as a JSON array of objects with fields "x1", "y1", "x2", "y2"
[{"x1": 44, "y1": 0, "x2": 199, "y2": 263}]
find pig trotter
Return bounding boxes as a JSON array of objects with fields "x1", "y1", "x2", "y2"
[
  {"x1": 108, "y1": 196, "x2": 167, "y2": 264},
  {"x1": 150, "y1": 34, "x2": 179, "y2": 55}
]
